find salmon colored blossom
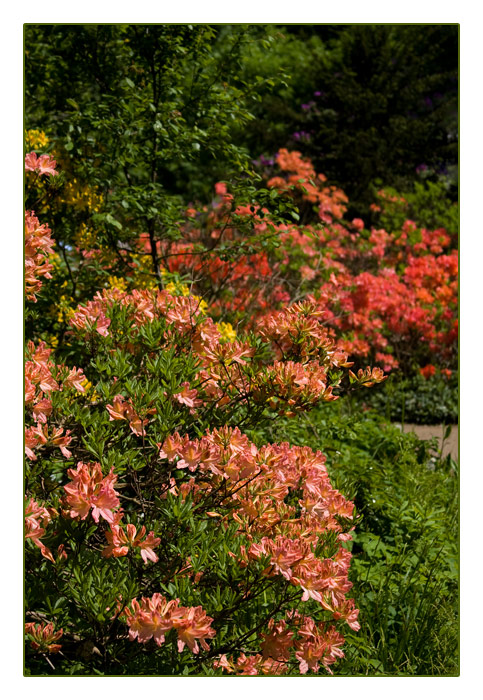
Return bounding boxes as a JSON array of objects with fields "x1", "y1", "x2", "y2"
[
  {"x1": 25, "y1": 497, "x2": 55, "y2": 563},
  {"x1": 102, "y1": 521, "x2": 160, "y2": 563},
  {"x1": 173, "y1": 382, "x2": 203, "y2": 410},
  {"x1": 123, "y1": 594, "x2": 216, "y2": 654},
  {"x1": 25, "y1": 151, "x2": 58, "y2": 176},
  {"x1": 64, "y1": 462, "x2": 120, "y2": 523},
  {"x1": 172, "y1": 605, "x2": 217, "y2": 654},
  {"x1": 25, "y1": 211, "x2": 55, "y2": 302},
  {"x1": 106, "y1": 394, "x2": 151, "y2": 436}
]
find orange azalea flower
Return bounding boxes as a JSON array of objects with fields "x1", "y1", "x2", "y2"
[
  {"x1": 173, "y1": 382, "x2": 203, "y2": 410},
  {"x1": 106, "y1": 395, "x2": 150, "y2": 437},
  {"x1": 32, "y1": 398, "x2": 52, "y2": 424},
  {"x1": 172, "y1": 605, "x2": 216, "y2": 654},
  {"x1": 261, "y1": 618, "x2": 294, "y2": 661},
  {"x1": 420, "y1": 364, "x2": 436, "y2": 379},
  {"x1": 63, "y1": 367, "x2": 88, "y2": 392}
]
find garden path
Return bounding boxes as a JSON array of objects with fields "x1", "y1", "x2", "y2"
[{"x1": 396, "y1": 423, "x2": 458, "y2": 461}]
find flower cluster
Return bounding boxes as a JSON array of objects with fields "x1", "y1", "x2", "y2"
[
  {"x1": 123, "y1": 594, "x2": 216, "y2": 654},
  {"x1": 268, "y1": 148, "x2": 349, "y2": 223},
  {"x1": 25, "y1": 341, "x2": 87, "y2": 460},
  {"x1": 59, "y1": 177, "x2": 103, "y2": 213},
  {"x1": 69, "y1": 287, "x2": 207, "y2": 339},
  {"x1": 25, "y1": 211, "x2": 56, "y2": 302},
  {"x1": 25, "y1": 621, "x2": 63, "y2": 654},
  {"x1": 102, "y1": 518, "x2": 160, "y2": 563},
  {"x1": 159, "y1": 426, "x2": 359, "y2": 632},
  {"x1": 25, "y1": 129, "x2": 50, "y2": 150},
  {"x1": 215, "y1": 614, "x2": 346, "y2": 675},
  {"x1": 63, "y1": 462, "x2": 121, "y2": 524}
]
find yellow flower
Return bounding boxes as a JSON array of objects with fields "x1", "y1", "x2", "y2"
[
  {"x1": 56, "y1": 295, "x2": 76, "y2": 323},
  {"x1": 165, "y1": 280, "x2": 191, "y2": 297},
  {"x1": 74, "y1": 223, "x2": 97, "y2": 249},
  {"x1": 217, "y1": 322, "x2": 237, "y2": 342},
  {"x1": 25, "y1": 129, "x2": 49, "y2": 150},
  {"x1": 164, "y1": 279, "x2": 208, "y2": 314},
  {"x1": 49, "y1": 253, "x2": 62, "y2": 271},
  {"x1": 60, "y1": 181, "x2": 103, "y2": 212},
  {"x1": 195, "y1": 297, "x2": 208, "y2": 314},
  {"x1": 107, "y1": 275, "x2": 128, "y2": 292}
]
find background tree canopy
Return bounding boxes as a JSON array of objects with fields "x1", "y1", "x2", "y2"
[{"x1": 25, "y1": 23, "x2": 458, "y2": 215}]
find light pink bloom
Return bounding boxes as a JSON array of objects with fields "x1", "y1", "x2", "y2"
[
  {"x1": 25, "y1": 152, "x2": 58, "y2": 176},
  {"x1": 102, "y1": 522, "x2": 160, "y2": 563}
]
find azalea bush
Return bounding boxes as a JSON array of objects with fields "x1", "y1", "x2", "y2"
[
  {"x1": 25, "y1": 26, "x2": 458, "y2": 383},
  {"x1": 25, "y1": 155, "x2": 392, "y2": 676},
  {"x1": 128, "y1": 148, "x2": 457, "y2": 379}
]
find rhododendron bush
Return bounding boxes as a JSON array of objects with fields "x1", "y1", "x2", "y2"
[
  {"x1": 139, "y1": 148, "x2": 456, "y2": 376},
  {"x1": 25, "y1": 121, "x2": 457, "y2": 380},
  {"x1": 24, "y1": 152, "x2": 393, "y2": 675}
]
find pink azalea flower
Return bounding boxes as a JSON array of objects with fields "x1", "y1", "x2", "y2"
[
  {"x1": 102, "y1": 522, "x2": 160, "y2": 563},
  {"x1": 63, "y1": 367, "x2": 88, "y2": 392},
  {"x1": 25, "y1": 151, "x2": 58, "y2": 176},
  {"x1": 36, "y1": 153, "x2": 58, "y2": 176},
  {"x1": 172, "y1": 605, "x2": 216, "y2": 654},
  {"x1": 32, "y1": 398, "x2": 52, "y2": 424}
]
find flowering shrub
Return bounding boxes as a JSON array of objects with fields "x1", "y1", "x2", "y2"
[
  {"x1": 24, "y1": 155, "x2": 391, "y2": 675},
  {"x1": 25, "y1": 134, "x2": 457, "y2": 382},
  {"x1": 130, "y1": 149, "x2": 457, "y2": 376},
  {"x1": 25, "y1": 28, "x2": 458, "y2": 676}
]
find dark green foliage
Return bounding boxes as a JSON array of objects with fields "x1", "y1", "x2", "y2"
[
  {"x1": 371, "y1": 179, "x2": 459, "y2": 238},
  {"x1": 25, "y1": 24, "x2": 276, "y2": 287},
  {"x1": 240, "y1": 24, "x2": 458, "y2": 218},
  {"x1": 356, "y1": 371, "x2": 458, "y2": 425}
]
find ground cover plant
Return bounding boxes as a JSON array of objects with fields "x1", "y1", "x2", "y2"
[{"x1": 24, "y1": 24, "x2": 458, "y2": 677}]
